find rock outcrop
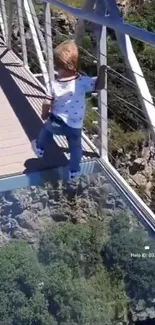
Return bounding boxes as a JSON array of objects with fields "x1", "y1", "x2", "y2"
[{"x1": 0, "y1": 174, "x2": 128, "y2": 245}]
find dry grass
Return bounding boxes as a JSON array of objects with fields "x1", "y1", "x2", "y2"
[
  {"x1": 61, "y1": 0, "x2": 83, "y2": 7},
  {"x1": 51, "y1": 0, "x2": 84, "y2": 12},
  {"x1": 34, "y1": 0, "x2": 83, "y2": 15}
]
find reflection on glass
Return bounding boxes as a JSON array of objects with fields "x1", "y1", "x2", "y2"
[{"x1": 0, "y1": 172, "x2": 155, "y2": 325}]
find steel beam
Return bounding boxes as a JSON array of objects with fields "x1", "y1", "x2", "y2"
[{"x1": 43, "y1": 0, "x2": 155, "y2": 48}]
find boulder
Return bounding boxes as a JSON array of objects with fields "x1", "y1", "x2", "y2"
[
  {"x1": 129, "y1": 158, "x2": 145, "y2": 175},
  {"x1": 1, "y1": 222, "x2": 12, "y2": 234},
  {"x1": 16, "y1": 211, "x2": 36, "y2": 231},
  {"x1": 52, "y1": 213, "x2": 69, "y2": 222},
  {"x1": 106, "y1": 198, "x2": 115, "y2": 210}
]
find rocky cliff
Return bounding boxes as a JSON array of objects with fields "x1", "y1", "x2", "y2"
[{"x1": 0, "y1": 174, "x2": 126, "y2": 245}]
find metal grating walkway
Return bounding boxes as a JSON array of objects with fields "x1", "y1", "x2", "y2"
[{"x1": 0, "y1": 43, "x2": 97, "y2": 177}]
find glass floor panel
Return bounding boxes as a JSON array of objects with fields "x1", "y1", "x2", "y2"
[{"x1": 0, "y1": 160, "x2": 155, "y2": 324}]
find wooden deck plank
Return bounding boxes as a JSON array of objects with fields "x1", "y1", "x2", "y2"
[
  {"x1": 0, "y1": 86, "x2": 36, "y2": 176},
  {"x1": 0, "y1": 42, "x2": 97, "y2": 177},
  {"x1": 0, "y1": 144, "x2": 34, "y2": 156}
]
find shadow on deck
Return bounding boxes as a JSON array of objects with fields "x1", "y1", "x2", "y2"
[{"x1": 0, "y1": 59, "x2": 68, "y2": 173}]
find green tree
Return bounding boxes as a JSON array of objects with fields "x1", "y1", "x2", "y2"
[
  {"x1": 0, "y1": 222, "x2": 128, "y2": 325},
  {"x1": 45, "y1": 262, "x2": 126, "y2": 325},
  {"x1": 38, "y1": 222, "x2": 103, "y2": 278},
  {"x1": 38, "y1": 222, "x2": 127, "y2": 324},
  {"x1": 0, "y1": 241, "x2": 53, "y2": 325}
]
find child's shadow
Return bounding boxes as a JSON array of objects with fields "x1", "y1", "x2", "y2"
[
  {"x1": 24, "y1": 140, "x2": 69, "y2": 173},
  {"x1": 24, "y1": 141, "x2": 97, "y2": 174}
]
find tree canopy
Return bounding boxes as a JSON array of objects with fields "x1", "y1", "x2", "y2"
[
  {"x1": 0, "y1": 222, "x2": 128, "y2": 325},
  {"x1": 0, "y1": 214, "x2": 155, "y2": 324}
]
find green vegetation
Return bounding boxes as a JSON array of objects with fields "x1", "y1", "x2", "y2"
[
  {"x1": 84, "y1": 98, "x2": 98, "y2": 134},
  {"x1": 108, "y1": 121, "x2": 146, "y2": 153},
  {"x1": 43, "y1": 0, "x2": 83, "y2": 13},
  {"x1": 0, "y1": 221, "x2": 127, "y2": 325},
  {"x1": 61, "y1": 0, "x2": 83, "y2": 7},
  {"x1": 0, "y1": 213, "x2": 155, "y2": 325},
  {"x1": 33, "y1": 0, "x2": 83, "y2": 15}
]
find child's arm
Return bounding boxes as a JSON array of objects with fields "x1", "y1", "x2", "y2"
[
  {"x1": 81, "y1": 65, "x2": 106, "y2": 93},
  {"x1": 41, "y1": 97, "x2": 53, "y2": 121}
]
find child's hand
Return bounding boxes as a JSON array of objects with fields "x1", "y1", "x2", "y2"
[
  {"x1": 41, "y1": 98, "x2": 51, "y2": 120},
  {"x1": 96, "y1": 65, "x2": 106, "y2": 90}
]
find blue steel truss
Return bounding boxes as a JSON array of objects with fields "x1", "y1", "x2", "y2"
[{"x1": 44, "y1": 0, "x2": 155, "y2": 46}]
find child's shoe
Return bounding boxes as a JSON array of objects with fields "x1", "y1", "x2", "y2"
[{"x1": 31, "y1": 140, "x2": 44, "y2": 158}]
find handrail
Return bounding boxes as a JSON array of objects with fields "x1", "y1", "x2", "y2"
[{"x1": 43, "y1": 0, "x2": 155, "y2": 47}]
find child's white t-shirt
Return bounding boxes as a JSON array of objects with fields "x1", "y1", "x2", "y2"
[{"x1": 51, "y1": 74, "x2": 97, "y2": 129}]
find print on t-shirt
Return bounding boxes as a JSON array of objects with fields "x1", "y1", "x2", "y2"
[{"x1": 51, "y1": 75, "x2": 97, "y2": 129}]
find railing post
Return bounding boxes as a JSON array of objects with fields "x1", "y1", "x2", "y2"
[
  {"x1": 17, "y1": 0, "x2": 28, "y2": 67},
  {"x1": 24, "y1": 0, "x2": 50, "y2": 94},
  {"x1": 0, "y1": 0, "x2": 8, "y2": 44},
  {"x1": 28, "y1": 0, "x2": 47, "y2": 56},
  {"x1": 7, "y1": 0, "x2": 14, "y2": 49},
  {"x1": 95, "y1": 0, "x2": 108, "y2": 160},
  {"x1": 44, "y1": 2, "x2": 54, "y2": 92},
  {"x1": 0, "y1": 8, "x2": 5, "y2": 41}
]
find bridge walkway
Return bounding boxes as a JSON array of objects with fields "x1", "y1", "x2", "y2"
[{"x1": 0, "y1": 43, "x2": 97, "y2": 178}]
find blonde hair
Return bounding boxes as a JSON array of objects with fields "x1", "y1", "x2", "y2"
[{"x1": 54, "y1": 40, "x2": 78, "y2": 72}]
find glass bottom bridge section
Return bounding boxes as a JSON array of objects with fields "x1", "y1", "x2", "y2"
[{"x1": 0, "y1": 40, "x2": 155, "y2": 235}]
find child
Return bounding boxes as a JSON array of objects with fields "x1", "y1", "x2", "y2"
[{"x1": 32, "y1": 40, "x2": 105, "y2": 179}]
